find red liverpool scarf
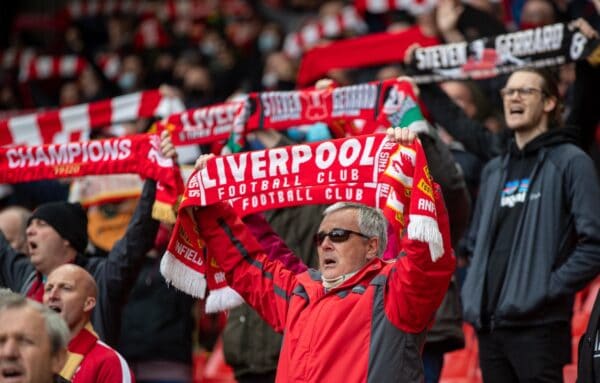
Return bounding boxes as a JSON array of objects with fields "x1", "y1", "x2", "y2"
[
  {"x1": 0, "y1": 134, "x2": 183, "y2": 223},
  {"x1": 158, "y1": 78, "x2": 429, "y2": 148},
  {"x1": 161, "y1": 134, "x2": 443, "y2": 312}
]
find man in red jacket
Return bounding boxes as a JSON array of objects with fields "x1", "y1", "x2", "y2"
[
  {"x1": 43, "y1": 264, "x2": 134, "y2": 383},
  {"x1": 191, "y1": 128, "x2": 455, "y2": 383}
]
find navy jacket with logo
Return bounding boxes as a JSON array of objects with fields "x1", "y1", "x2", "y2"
[{"x1": 461, "y1": 130, "x2": 600, "y2": 330}]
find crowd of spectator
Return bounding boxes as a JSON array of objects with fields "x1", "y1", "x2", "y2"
[{"x1": 0, "y1": 0, "x2": 599, "y2": 382}]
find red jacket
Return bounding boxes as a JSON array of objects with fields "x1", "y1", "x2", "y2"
[
  {"x1": 61, "y1": 323, "x2": 135, "y2": 383},
  {"x1": 196, "y1": 196, "x2": 454, "y2": 383}
]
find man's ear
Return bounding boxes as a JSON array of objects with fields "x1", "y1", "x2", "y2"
[
  {"x1": 543, "y1": 96, "x2": 557, "y2": 113},
  {"x1": 83, "y1": 297, "x2": 96, "y2": 313},
  {"x1": 365, "y1": 237, "x2": 379, "y2": 260}
]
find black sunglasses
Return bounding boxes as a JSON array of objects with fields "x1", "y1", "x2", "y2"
[{"x1": 314, "y1": 228, "x2": 370, "y2": 246}]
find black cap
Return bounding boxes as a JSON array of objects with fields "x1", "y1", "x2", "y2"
[{"x1": 29, "y1": 202, "x2": 88, "y2": 254}]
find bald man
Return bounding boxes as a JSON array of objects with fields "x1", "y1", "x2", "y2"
[
  {"x1": 43, "y1": 264, "x2": 134, "y2": 383},
  {"x1": 0, "y1": 206, "x2": 31, "y2": 255}
]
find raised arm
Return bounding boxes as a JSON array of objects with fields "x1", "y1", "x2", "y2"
[
  {"x1": 194, "y1": 203, "x2": 298, "y2": 332},
  {"x1": 419, "y1": 82, "x2": 505, "y2": 161},
  {"x1": 385, "y1": 185, "x2": 456, "y2": 333},
  {"x1": 92, "y1": 179, "x2": 159, "y2": 344}
]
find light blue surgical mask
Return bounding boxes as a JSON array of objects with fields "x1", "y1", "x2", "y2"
[
  {"x1": 118, "y1": 72, "x2": 137, "y2": 91},
  {"x1": 305, "y1": 122, "x2": 331, "y2": 142},
  {"x1": 287, "y1": 123, "x2": 332, "y2": 143},
  {"x1": 258, "y1": 32, "x2": 280, "y2": 53}
]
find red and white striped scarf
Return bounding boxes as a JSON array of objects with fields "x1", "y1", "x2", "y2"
[
  {"x1": 354, "y1": 0, "x2": 438, "y2": 16},
  {"x1": 0, "y1": 47, "x2": 35, "y2": 70},
  {"x1": 161, "y1": 134, "x2": 442, "y2": 312},
  {"x1": 283, "y1": 6, "x2": 367, "y2": 59},
  {"x1": 0, "y1": 90, "x2": 184, "y2": 147},
  {"x1": 18, "y1": 53, "x2": 121, "y2": 83},
  {"x1": 65, "y1": 0, "x2": 215, "y2": 21}
]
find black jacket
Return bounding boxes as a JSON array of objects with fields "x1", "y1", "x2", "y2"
[
  {"x1": 0, "y1": 180, "x2": 158, "y2": 346},
  {"x1": 461, "y1": 130, "x2": 600, "y2": 330},
  {"x1": 578, "y1": 291, "x2": 600, "y2": 383}
]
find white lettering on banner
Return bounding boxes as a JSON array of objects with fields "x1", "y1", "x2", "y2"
[
  {"x1": 325, "y1": 186, "x2": 364, "y2": 201},
  {"x1": 415, "y1": 42, "x2": 468, "y2": 70},
  {"x1": 332, "y1": 84, "x2": 378, "y2": 117},
  {"x1": 178, "y1": 104, "x2": 237, "y2": 140},
  {"x1": 175, "y1": 241, "x2": 203, "y2": 266},
  {"x1": 6, "y1": 139, "x2": 132, "y2": 168},
  {"x1": 291, "y1": 145, "x2": 312, "y2": 173},
  {"x1": 217, "y1": 175, "x2": 302, "y2": 199},
  {"x1": 199, "y1": 136, "x2": 380, "y2": 194},
  {"x1": 251, "y1": 151, "x2": 267, "y2": 178},
  {"x1": 261, "y1": 92, "x2": 302, "y2": 122},
  {"x1": 240, "y1": 188, "x2": 313, "y2": 210},
  {"x1": 317, "y1": 169, "x2": 360, "y2": 183},
  {"x1": 417, "y1": 198, "x2": 436, "y2": 213},
  {"x1": 315, "y1": 142, "x2": 336, "y2": 169},
  {"x1": 495, "y1": 24, "x2": 563, "y2": 59},
  {"x1": 269, "y1": 148, "x2": 289, "y2": 176}
]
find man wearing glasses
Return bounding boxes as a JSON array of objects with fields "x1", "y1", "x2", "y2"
[
  {"x1": 190, "y1": 129, "x2": 456, "y2": 383},
  {"x1": 454, "y1": 67, "x2": 600, "y2": 383}
]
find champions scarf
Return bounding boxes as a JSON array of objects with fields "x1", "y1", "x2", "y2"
[
  {"x1": 158, "y1": 78, "x2": 428, "y2": 147},
  {"x1": 60, "y1": 323, "x2": 98, "y2": 380},
  {"x1": 0, "y1": 90, "x2": 185, "y2": 147},
  {"x1": 161, "y1": 134, "x2": 443, "y2": 312},
  {"x1": 296, "y1": 27, "x2": 439, "y2": 87},
  {"x1": 283, "y1": 6, "x2": 367, "y2": 59},
  {"x1": 408, "y1": 21, "x2": 600, "y2": 83},
  {"x1": 0, "y1": 134, "x2": 183, "y2": 222}
]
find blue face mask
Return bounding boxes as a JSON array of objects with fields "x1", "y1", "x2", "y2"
[
  {"x1": 118, "y1": 72, "x2": 137, "y2": 91},
  {"x1": 287, "y1": 123, "x2": 332, "y2": 143},
  {"x1": 305, "y1": 123, "x2": 332, "y2": 142},
  {"x1": 258, "y1": 32, "x2": 279, "y2": 53}
]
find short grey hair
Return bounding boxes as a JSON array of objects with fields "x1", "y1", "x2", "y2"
[
  {"x1": 323, "y1": 202, "x2": 388, "y2": 257},
  {"x1": 0, "y1": 291, "x2": 70, "y2": 354}
]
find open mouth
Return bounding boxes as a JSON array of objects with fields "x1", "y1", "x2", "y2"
[
  {"x1": 28, "y1": 241, "x2": 38, "y2": 252},
  {"x1": 323, "y1": 258, "x2": 337, "y2": 268},
  {"x1": 509, "y1": 106, "x2": 524, "y2": 115},
  {"x1": 1, "y1": 366, "x2": 24, "y2": 381},
  {"x1": 47, "y1": 304, "x2": 62, "y2": 313}
]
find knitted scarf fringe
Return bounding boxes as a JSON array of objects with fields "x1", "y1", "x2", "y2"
[
  {"x1": 205, "y1": 286, "x2": 245, "y2": 313},
  {"x1": 407, "y1": 214, "x2": 443, "y2": 262},
  {"x1": 160, "y1": 251, "x2": 207, "y2": 298}
]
